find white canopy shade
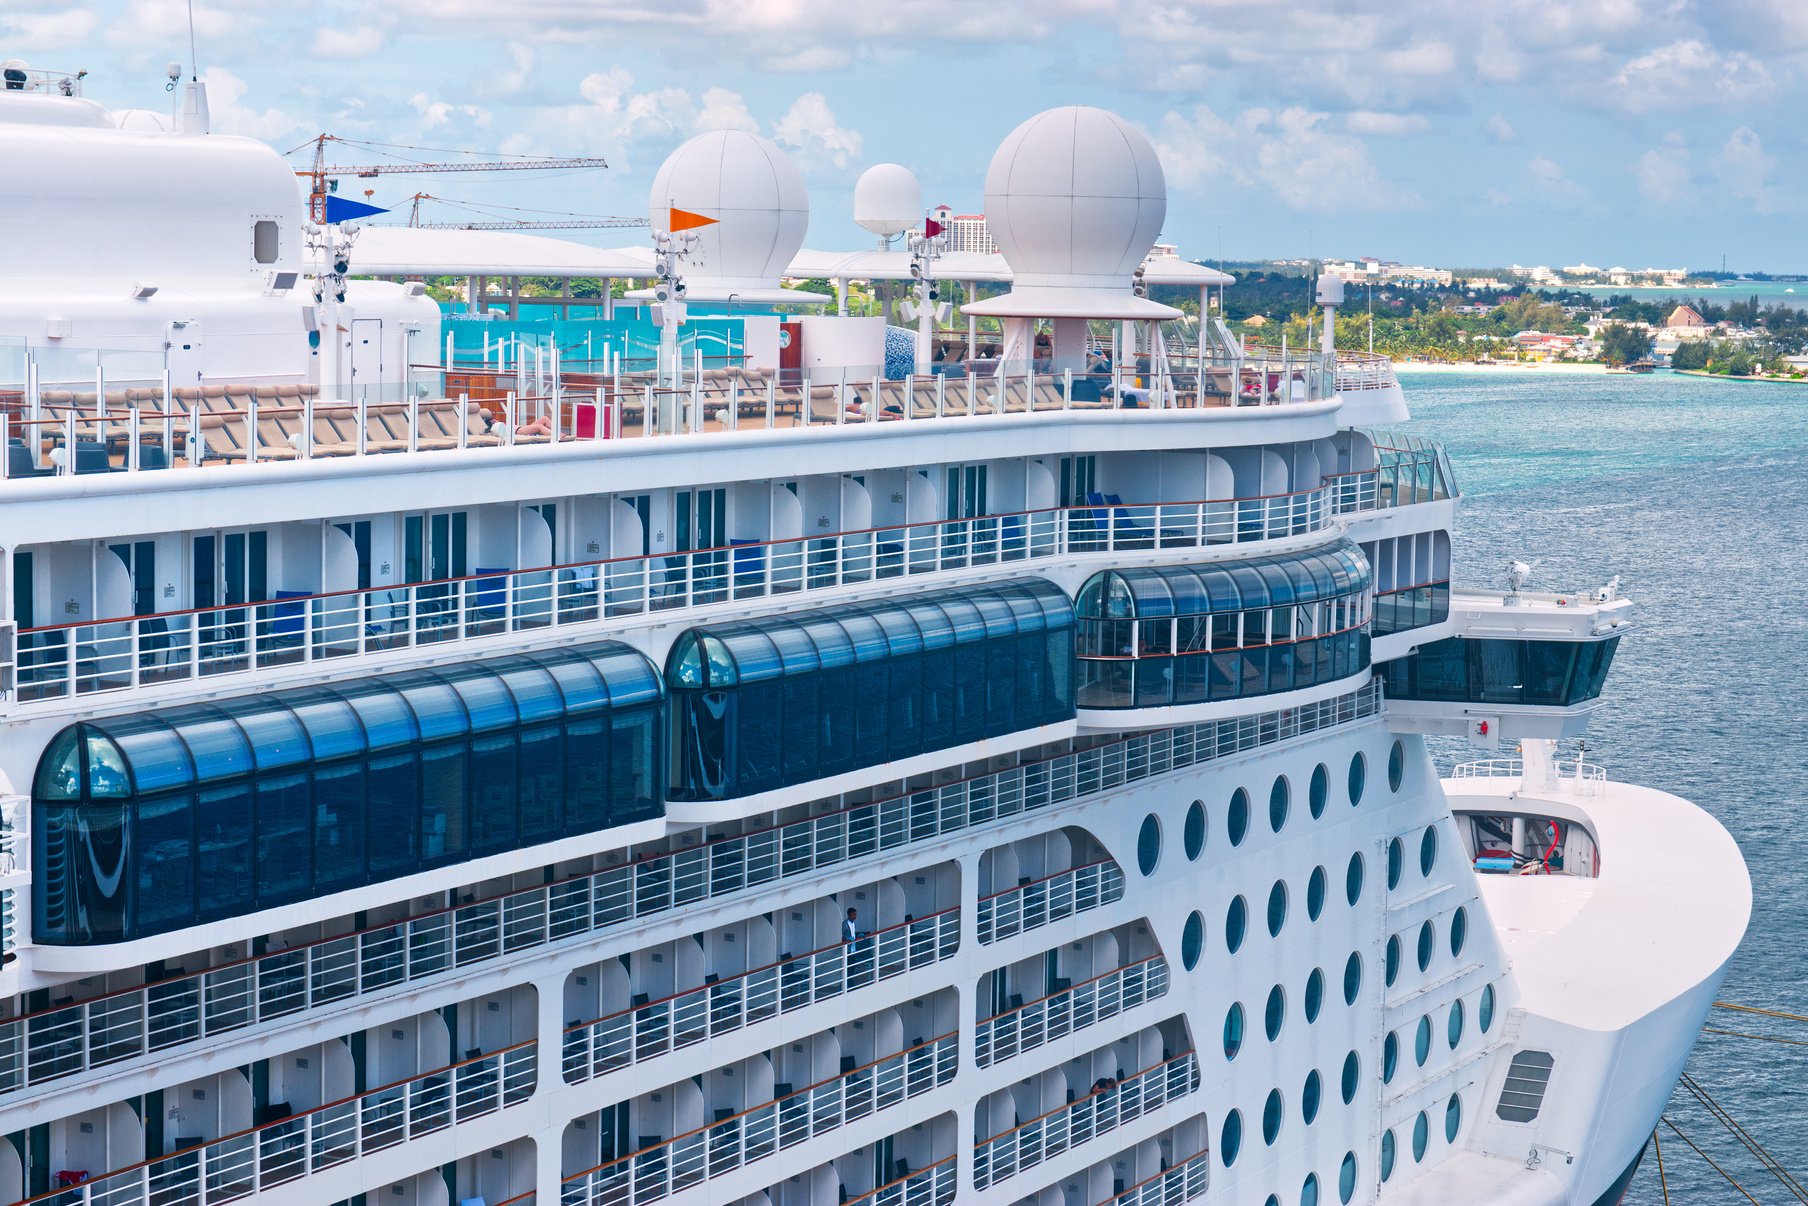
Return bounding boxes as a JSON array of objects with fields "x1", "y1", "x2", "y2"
[{"x1": 349, "y1": 227, "x2": 655, "y2": 278}]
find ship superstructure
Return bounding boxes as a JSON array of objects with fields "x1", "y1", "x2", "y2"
[{"x1": 0, "y1": 73, "x2": 1748, "y2": 1206}]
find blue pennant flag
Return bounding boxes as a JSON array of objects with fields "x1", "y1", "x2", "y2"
[{"x1": 324, "y1": 195, "x2": 389, "y2": 224}]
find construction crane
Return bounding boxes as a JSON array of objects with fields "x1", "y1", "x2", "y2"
[
  {"x1": 292, "y1": 133, "x2": 612, "y2": 224},
  {"x1": 403, "y1": 192, "x2": 648, "y2": 231}
]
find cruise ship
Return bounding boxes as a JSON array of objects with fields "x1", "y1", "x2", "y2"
[{"x1": 0, "y1": 62, "x2": 1750, "y2": 1206}]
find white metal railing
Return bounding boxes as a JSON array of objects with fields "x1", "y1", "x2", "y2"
[
  {"x1": 8, "y1": 487, "x2": 1339, "y2": 704},
  {"x1": 976, "y1": 957, "x2": 1168, "y2": 1067},
  {"x1": 976, "y1": 859, "x2": 1125, "y2": 945},
  {"x1": 1332, "y1": 350, "x2": 1399, "y2": 392},
  {"x1": 972, "y1": 1050, "x2": 1199, "y2": 1189},
  {"x1": 12, "y1": 1042, "x2": 535, "y2": 1206},
  {"x1": 1088, "y1": 1147, "x2": 1211, "y2": 1205},
  {"x1": 840, "y1": 1155, "x2": 957, "y2": 1206},
  {"x1": 1451, "y1": 758, "x2": 1606, "y2": 787},
  {"x1": 559, "y1": 1032, "x2": 957, "y2": 1205},
  {"x1": 1, "y1": 67, "x2": 84, "y2": 96},
  {"x1": 0, "y1": 680, "x2": 1380, "y2": 1106},
  {"x1": 561, "y1": 909, "x2": 959, "y2": 1083}
]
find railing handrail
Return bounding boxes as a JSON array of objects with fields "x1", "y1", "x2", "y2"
[
  {"x1": 1098, "y1": 1146, "x2": 1212, "y2": 1203},
  {"x1": 976, "y1": 857, "x2": 1120, "y2": 904},
  {"x1": 978, "y1": 1049, "x2": 1197, "y2": 1144},
  {"x1": 564, "y1": 1029, "x2": 957, "y2": 1181},
  {"x1": 562, "y1": 906, "x2": 958, "y2": 1031},
  {"x1": 6, "y1": 1037, "x2": 536, "y2": 1204},
  {"x1": 14, "y1": 487, "x2": 1333, "y2": 638},
  {"x1": 1376, "y1": 577, "x2": 1450, "y2": 597},
  {"x1": 978, "y1": 954, "x2": 1165, "y2": 1026},
  {"x1": 840, "y1": 1154, "x2": 958, "y2": 1206},
  {"x1": 1078, "y1": 615, "x2": 1371, "y2": 661}
]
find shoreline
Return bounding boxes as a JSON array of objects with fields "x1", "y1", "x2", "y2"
[
  {"x1": 1390, "y1": 361, "x2": 1610, "y2": 375},
  {"x1": 1673, "y1": 368, "x2": 1808, "y2": 385}
]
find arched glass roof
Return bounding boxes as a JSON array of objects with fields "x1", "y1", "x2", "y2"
[
  {"x1": 34, "y1": 640, "x2": 659, "y2": 802},
  {"x1": 668, "y1": 577, "x2": 1073, "y2": 689},
  {"x1": 1076, "y1": 542, "x2": 1372, "y2": 621}
]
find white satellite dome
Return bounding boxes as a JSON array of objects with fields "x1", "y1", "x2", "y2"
[
  {"x1": 853, "y1": 163, "x2": 921, "y2": 238},
  {"x1": 965, "y1": 105, "x2": 1179, "y2": 319},
  {"x1": 645, "y1": 130, "x2": 821, "y2": 306}
]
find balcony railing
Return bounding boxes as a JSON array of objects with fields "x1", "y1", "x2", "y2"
[
  {"x1": 973, "y1": 1050, "x2": 1200, "y2": 1190},
  {"x1": 559, "y1": 1032, "x2": 957, "y2": 1205},
  {"x1": 976, "y1": 956, "x2": 1168, "y2": 1067},
  {"x1": 1088, "y1": 1147, "x2": 1211, "y2": 1205},
  {"x1": 10, "y1": 1042, "x2": 535, "y2": 1206},
  {"x1": 562, "y1": 908, "x2": 959, "y2": 1083},
  {"x1": 10, "y1": 487, "x2": 1336, "y2": 705},
  {"x1": 976, "y1": 860, "x2": 1125, "y2": 945},
  {"x1": 0, "y1": 680, "x2": 1379, "y2": 1108},
  {"x1": 841, "y1": 1155, "x2": 957, "y2": 1206}
]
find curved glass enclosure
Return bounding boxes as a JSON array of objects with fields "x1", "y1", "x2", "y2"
[
  {"x1": 1379, "y1": 635, "x2": 1620, "y2": 707},
  {"x1": 1075, "y1": 543, "x2": 1373, "y2": 709},
  {"x1": 667, "y1": 578, "x2": 1074, "y2": 801},
  {"x1": 33, "y1": 641, "x2": 662, "y2": 944}
]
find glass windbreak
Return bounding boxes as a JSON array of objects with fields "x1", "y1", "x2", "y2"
[
  {"x1": 1379, "y1": 636, "x2": 1621, "y2": 708},
  {"x1": 667, "y1": 578, "x2": 1075, "y2": 800},
  {"x1": 1075, "y1": 544, "x2": 1373, "y2": 709},
  {"x1": 32, "y1": 638, "x2": 664, "y2": 944}
]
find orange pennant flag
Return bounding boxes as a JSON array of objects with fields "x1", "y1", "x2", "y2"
[{"x1": 669, "y1": 207, "x2": 719, "y2": 233}]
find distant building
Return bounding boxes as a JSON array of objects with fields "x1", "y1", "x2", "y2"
[
  {"x1": 930, "y1": 205, "x2": 996, "y2": 254},
  {"x1": 1324, "y1": 257, "x2": 1452, "y2": 288},
  {"x1": 1666, "y1": 305, "x2": 1706, "y2": 329}
]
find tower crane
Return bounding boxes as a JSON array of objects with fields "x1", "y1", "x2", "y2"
[
  {"x1": 403, "y1": 192, "x2": 648, "y2": 231},
  {"x1": 292, "y1": 133, "x2": 612, "y2": 224}
]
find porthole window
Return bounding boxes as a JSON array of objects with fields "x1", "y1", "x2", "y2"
[
  {"x1": 1386, "y1": 837, "x2": 1404, "y2": 890},
  {"x1": 1383, "y1": 1032, "x2": 1399, "y2": 1083},
  {"x1": 1301, "y1": 1173, "x2": 1320, "y2": 1206},
  {"x1": 1388, "y1": 739, "x2": 1405, "y2": 792},
  {"x1": 1339, "y1": 1153, "x2": 1358, "y2": 1204},
  {"x1": 1414, "y1": 1015, "x2": 1432, "y2": 1066},
  {"x1": 1265, "y1": 984, "x2": 1286, "y2": 1041},
  {"x1": 1222, "y1": 1110, "x2": 1244, "y2": 1166},
  {"x1": 1302, "y1": 1069, "x2": 1323, "y2": 1124},
  {"x1": 1420, "y1": 825, "x2": 1437, "y2": 877},
  {"x1": 1138, "y1": 814, "x2": 1161, "y2": 877},
  {"x1": 1266, "y1": 1198, "x2": 1280, "y2": 1206},
  {"x1": 1267, "y1": 880, "x2": 1289, "y2": 937},
  {"x1": 252, "y1": 219, "x2": 279, "y2": 265},
  {"x1": 1185, "y1": 800, "x2": 1207, "y2": 861},
  {"x1": 1450, "y1": 906, "x2": 1468, "y2": 957},
  {"x1": 1343, "y1": 952, "x2": 1363, "y2": 1005},
  {"x1": 1228, "y1": 788, "x2": 1250, "y2": 846},
  {"x1": 1412, "y1": 1111, "x2": 1429, "y2": 1161},
  {"x1": 1380, "y1": 1130, "x2": 1397, "y2": 1181},
  {"x1": 1263, "y1": 1088, "x2": 1284, "y2": 1144},
  {"x1": 1182, "y1": 911, "x2": 1205, "y2": 970},
  {"x1": 1384, "y1": 934, "x2": 1401, "y2": 987},
  {"x1": 1446, "y1": 1092, "x2": 1463, "y2": 1142},
  {"x1": 1346, "y1": 852, "x2": 1365, "y2": 905},
  {"x1": 1226, "y1": 895, "x2": 1248, "y2": 954},
  {"x1": 1348, "y1": 752, "x2": 1367, "y2": 805},
  {"x1": 1480, "y1": 984, "x2": 1496, "y2": 1032},
  {"x1": 1447, "y1": 998, "x2": 1465, "y2": 1049},
  {"x1": 1340, "y1": 1051, "x2": 1360, "y2": 1103},
  {"x1": 1416, "y1": 920, "x2": 1434, "y2": 972},
  {"x1": 1269, "y1": 776, "x2": 1290, "y2": 833},
  {"x1": 1304, "y1": 967, "x2": 1325, "y2": 1023},
  {"x1": 1309, "y1": 763, "x2": 1329, "y2": 818},
  {"x1": 1224, "y1": 1002, "x2": 1246, "y2": 1060},
  {"x1": 1307, "y1": 865, "x2": 1327, "y2": 920}
]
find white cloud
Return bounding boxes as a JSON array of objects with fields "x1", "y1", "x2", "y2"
[
  {"x1": 205, "y1": 67, "x2": 299, "y2": 140},
  {"x1": 1606, "y1": 39, "x2": 1773, "y2": 112},
  {"x1": 1525, "y1": 155, "x2": 1588, "y2": 202},
  {"x1": 773, "y1": 92, "x2": 863, "y2": 169},
  {"x1": 696, "y1": 86, "x2": 759, "y2": 133},
  {"x1": 410, "y1": 93, "x2": 493, "y2": 131},
  {"x1": 0, "y1": 7, "x2": 100, "y2": 49},
  {"x1": 1347, "y1": 112, "x2": 1429, "y2": 137},
  {"x1": 312, "y1": 25, "x2": 387, "y2": 60},
  {"x1": 1715, "y1": 127, "x2": 1781, "y2": 213},
  {"x1": 1484, "y1": 113, "x2": 1518, "y2": 143},
  {"x1": 105, "y1": 0, "x2": 254, "y2": 65},
  {"x1": 1157, "y1": 104, "x2": 1418, "y2": 214},
  {"x1": 1633, "y1": 132, "x2": 1691, "y2": 204}
]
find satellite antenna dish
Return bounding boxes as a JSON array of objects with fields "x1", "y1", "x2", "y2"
[{"x1": 854, "y1": 163, "x2": 921, "y2": 243}]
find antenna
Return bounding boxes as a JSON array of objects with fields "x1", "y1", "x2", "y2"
[{"x1": 186, "y1": 0, "x2": 198, "y2": 79}]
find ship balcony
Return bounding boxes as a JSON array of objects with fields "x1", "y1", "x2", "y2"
[
  {"x1": 0, "y1": 682, "x2": 1379, "y2": 1106},
  {"x1": 972, "y1": 1024, "x2": 1200, "y2": 1191},
  {"x1": 559, "y1": 1028, "x2": 957, "y2": 1205},
  {"x1": 9, "y1": 1041, "x2": 534, "y2": 1206},
  {"x1": 8, "y1": 495, "x2": 1345, "y2": 710},
  {"x1": 1010, "y1": 1117, "x2": 1211, "y2": 1206},
  {"x1": 754, "y1": 1117, "x2": 958, "y2": 1206},
  {"x1": 976, "y1": 951, "x2": 1169, "y2": 1068},
  {"x1": 977, "y1": 828, "x2": 1125, "y2": 945},
  {"x1": 560, "y1": 906, "x2": 959, "y2": 1084}
]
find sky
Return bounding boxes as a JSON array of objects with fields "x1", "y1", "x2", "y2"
[{"x1": 7, "y1": 0, "x2": 1807, "y2": 271}]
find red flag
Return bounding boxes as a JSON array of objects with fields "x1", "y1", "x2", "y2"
[
  {"x1": 925, "y1": 217, "x2": 945, "y2": 238},
  {"x1": 669, "y1": 207, "x2": 719, "y2": 233}
]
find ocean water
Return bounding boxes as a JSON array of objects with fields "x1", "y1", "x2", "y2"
[{"x1": 1399, "y1": 369, "x2": 1808, "y2": 1201}]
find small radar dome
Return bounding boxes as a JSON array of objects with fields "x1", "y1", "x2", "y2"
[{"x1": 854, "y1": 163, "x2": 920, "y2": 237}]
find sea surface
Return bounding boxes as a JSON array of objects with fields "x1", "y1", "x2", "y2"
[
  {"x1": 1400, "y1": 369, "x2": 1808, "y2": 1201},
  {"x1": 1562, "y1": 280, "x2": 1808, "y2": 311}
]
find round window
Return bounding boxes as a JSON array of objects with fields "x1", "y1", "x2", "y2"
[
  {"x1": 1412, "y1": 1111, "x2": 1429, "y2": 1161},
  {"x1": 1386, "y1": 837, "x2": 1404, "y2": 890},
  {"x1": 1137, "y1": 814, "x2": 1161, "y2": 877},
  {"x1": 1227, "y1": 787, "x2": 1250, "y2": 846},
  {"x1": 1445, "y1": 1093, "x2": 1463, "y2": 1142},
  {"x1": 1265, "y1": 984, "x2": 1286, "y2": 1041},
  {"x1": 1224, "y1": 1002, "x2": 1246, "y2": 1060},
  {"x1": 1307, "y1": 865, "x2": 1327, "y2": 920},
  {"x1": 1182, "y1": 911, "x2": 1205, "y2": 970},
  {"x1": 1222, "y1": 1110, "x2": 1244, "y2": 1166},
  {"x1": 1340, "y1": 1051, "x2": 1360, "y2": 1104},
  {"x1": 1226, "y1": 895, "x2": 1248, "y2": 954},
  {"x1": 1383, "y1": 1032, "x2": 1399, "y2": 1084},
  {"x1": 1416, "y1": 920, "x2": 1434, "y2": 972},
  {"x1": 1269, "y1": 776, "x2": 1290, "y2": 833},
  {"x1": 1414, "y1": 1015, "x2": 1432, "y2": 1066},
  {"x1": 1302, "y1": 1069, "x2": 1323, "y2": 1124},
  {"x1": 1348, "y1": 752, "x2": 1367, "y2": 805},
  {"x1": 1267, "y1": 880, "x2": 1289, "y2": 937},
  {"x1": 1388, "y1": 739, "x2": 1405, "y2": 792},
  {"x1": 1384, "y1": 934, "x2": 1401, "y2": 987},
  {"x1": 1380, "y1": 1129, "x2": 1397, "y2": 1182},
  {"x1": 1346, "y1": 852, "x2": 1365, "y2": 905},
  {"x1": 1339, "y1": 1152, "x2": 1358, "y2": 1204},
  {"x1": 1447, "y1": 999, "x2": 1465, "y2": 1049},
  {"x1": 1304, "y1": 967, "x2": 1325, "y2": 1023},
  {"x1": 1301, "y1": 1173, "x2": 1320, "y2": 1206},
  {"x1": 1450, "y1": 906, "x2": 1468, "y2": 957},
  {"x1": 1419, "y1": 825, "x2": 1437, "y2": 877},
  {"x1": 1263, "y1": 1088, "x2": 1284, "y2": 1145},
  {"x1": 1309, "y1": 763, "x2": 1329, "y2": 818},
  {"x1": 1184, "y1": 800, "x2": 1207, "y2": 861},
  {"x1": 1479, "y1": 984, "x2": 1496, "y2": 1033},
  {"x1": 1343, "y1": 952, "x2": 1363, "y2": 1005}
]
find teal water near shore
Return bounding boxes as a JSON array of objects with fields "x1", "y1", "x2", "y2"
[{"x1": 1401, "y1": 369, "x2": 1808, "y2": 1201}]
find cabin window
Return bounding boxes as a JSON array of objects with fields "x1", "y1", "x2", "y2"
[{"x1": 253, "y1": 220, "x2": 280, "y2": 265}]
